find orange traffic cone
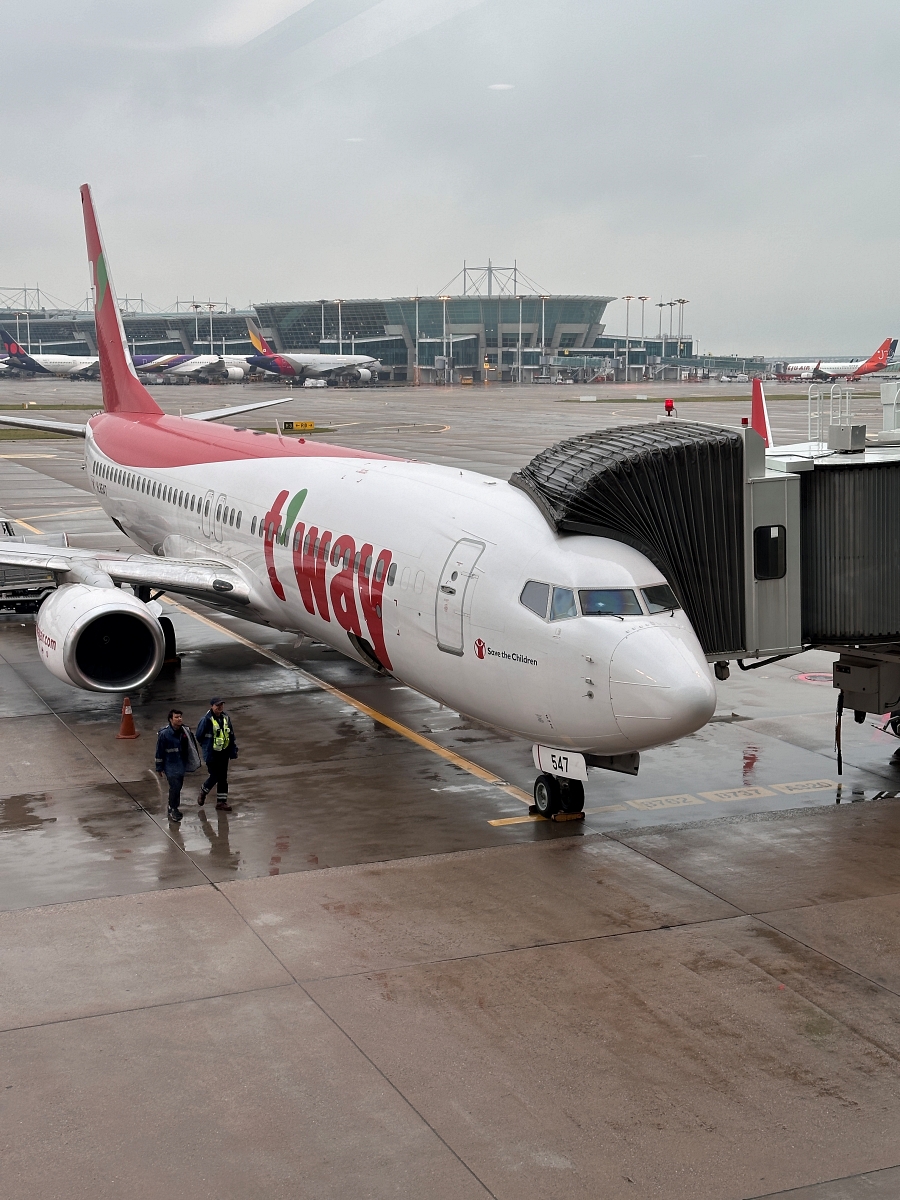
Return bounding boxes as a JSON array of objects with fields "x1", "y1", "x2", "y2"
[{"x1": 116, "y1": 695, "x2": 140, "y2": 740}]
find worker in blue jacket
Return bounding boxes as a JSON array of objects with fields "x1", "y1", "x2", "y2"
[
  {"x1": 196, "y1": 697, "x2": 238, "y2": 811},
  {"x1": 155, "y1": 708, "x2": 190, "y2": 823}
]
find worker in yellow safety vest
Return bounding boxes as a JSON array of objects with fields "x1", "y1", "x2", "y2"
[{"x1": 196, "y1": 697, "x2": 239, "y2": 811}]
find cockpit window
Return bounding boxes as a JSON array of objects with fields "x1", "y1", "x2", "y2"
[
  {"x1": 520, "y1": 580, "x2": 550, "y2": 618},
  {"x1": 642, "y1": 583, "x2": 680, "y2": 613},
  {"x1": 550, "y1": 587, "x2": 578, "y2": 621},
  {"x1": 579, "y1": 589, "x2": 642, "y2": 616}
]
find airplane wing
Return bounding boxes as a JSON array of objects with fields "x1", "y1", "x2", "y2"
[
  {"x1": 187, "y1": 396, "x2": 299, "y2": 422},
  {"x1": 0, "y1": 413, "x2": 87, "y2": 437},
  {"x1": 0, "y1": 541, "x2": 250, "y2": 604}
]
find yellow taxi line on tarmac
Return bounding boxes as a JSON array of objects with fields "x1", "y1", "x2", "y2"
[
  {"x1": 488, "y1": 780, "x2": 845, "y2": 827},
  {"x1": 162, "y1": 598, "x2": 533, "y2": 806},
  {"x1": 13, "y1": 518, "x2": 44, "y2": 534}
]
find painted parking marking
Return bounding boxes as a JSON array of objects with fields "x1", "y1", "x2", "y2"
[
  {"x1": 626, "y1": 794, "x2": 702, "y2": 811},
  {"x1": 770, "y1": 779, "x2": 837, "y2": 794},
  {"x1": 699, "y1": 786, "x2": 776, "y2": 802}
]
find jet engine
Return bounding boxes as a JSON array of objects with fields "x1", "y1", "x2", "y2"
[
  {"x1": 35, "y1": 584, "x2": 166, "y2": 692},
  {"x1": 223, "y1": 367, "x2": 246, "y2": 382},
  {"x1": 353, "y1": 368, "x2": 372, "y2": 383}
]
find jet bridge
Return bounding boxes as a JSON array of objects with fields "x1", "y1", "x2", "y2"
[{"x1": 511, "y1": 408, "x2": 900, "y2": 719}]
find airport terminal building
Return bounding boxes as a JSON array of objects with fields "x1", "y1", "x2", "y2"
[{"x1": 0, "y1": 288, "x2": 761, "y2": 382}]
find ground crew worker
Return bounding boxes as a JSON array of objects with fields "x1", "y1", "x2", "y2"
[
  {"x1": 155, "y1": 708, "x2": 190, "y2": 823},
  {"x1": 196, "y1": 697, "x2": 238, "y2": 811}
]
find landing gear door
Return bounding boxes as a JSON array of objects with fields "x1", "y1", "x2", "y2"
[
  {"x1": 201, "y1": 489, "x2": 215, "y2": 538},
  {"x1": 435, "y1": 539, "x2": 484, "y2": 656}
]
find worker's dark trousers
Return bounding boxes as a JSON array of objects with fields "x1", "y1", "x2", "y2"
[
  {"x1": 202, "y1": 750, "x2": 230, "y2": 800},
  {"x1": 165, "y1": 769, "x2": 185, "y2": 808}
]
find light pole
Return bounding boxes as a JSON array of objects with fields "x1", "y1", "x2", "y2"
[
  {"x1": 623, "y1": 296, "x2": 633, "y2": 383},
  {"x1": 638, "y1": 296, "x2": 649, "y2": 380},
  {"x1": 517, "y1": 295, "x2": 523, "y2": 384},
  {"x1": 541, "y1": 296, "x2": 549, "y2": 379},
  {"x1": 657, "y1": 299, "x2": 665, "y2": 338},
  {"x1": 439, "y1": 295, "x2": 450, "y2": 384},
  {"x1": 676, "y1": 299, "x2": 689, "y2": 355},
  {"x1": 668, "y1": 301, "x2": 676, "y2": 339},
  {"x1": 411, "y1": 297, "x2": 420, "y2": 385}
]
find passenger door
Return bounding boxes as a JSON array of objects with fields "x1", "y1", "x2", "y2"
[
  {"x1": 201, "y1": 489, "x2": 215, "y2": 538},
  {"x1": 435, "y1": 539, "x2": 484, "y2": 656},
  {"x1": 213, "y1": 493, "x2": 227, "y2": 543}
]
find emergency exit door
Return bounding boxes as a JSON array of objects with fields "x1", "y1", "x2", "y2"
[{"x1": 435, "y1": 539, "x2": 484, "y2": 655}]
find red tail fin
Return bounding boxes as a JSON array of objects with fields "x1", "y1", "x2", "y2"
[
  {"x1": 751, "y1": 378, "x2": 773, "y2": 448},
  {"x1": 80, "y1": 185, "x2": 161, "y2": 415}
]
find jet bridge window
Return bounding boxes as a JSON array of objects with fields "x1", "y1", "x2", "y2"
[
  {"x1": 520, "y1": 580, "x2": 550, "y2": 619},
  {"x1": 642, "y1": 583, "x2": 680, "y2": 613},
  {"x1": 579, "y1": 589, "x2": 642, "y2": 616},
  {"x1": 754, "y1": 524, "x2": 787, "y2": 580},
  {"x1": 550, "y1": 587, "x2": 578, "y2": 621}
]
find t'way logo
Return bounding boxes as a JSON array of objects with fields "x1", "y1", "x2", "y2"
[{"x1": 265, "y1": 489, "x2": 394, "y2": 671}]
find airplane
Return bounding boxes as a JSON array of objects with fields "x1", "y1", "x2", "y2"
[
  {"x1": 246, "y1": 317, "x2": 381, "y2": 384},
  {"x1": 776, "y1": 338, "x2": 897, "y2": 382},
  {"x1": 135, "y1": 351, "x2": 254, "y2": 383},
  {"x1": 0, "y1": 329, "x2": 167, "y2": 378},
  {"x1": 0, "y1": 185, "x2": 716, "y2": 817},
  {"x1": 1, "y1": 330, "x2": 101, "y2": 378}
]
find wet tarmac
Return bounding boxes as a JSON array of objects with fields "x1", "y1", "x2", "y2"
[{"x1": 1, "y1": 379, "x2": 899, "y2": 1198}]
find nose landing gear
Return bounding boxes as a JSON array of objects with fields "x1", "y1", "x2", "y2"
[{"x1": 532, "y1": 774, "x2": 585, "y2": 820}]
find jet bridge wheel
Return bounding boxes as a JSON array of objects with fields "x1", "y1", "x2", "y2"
[{"x1": 533, "y1": 773, "x2": 561, "y2": 817}]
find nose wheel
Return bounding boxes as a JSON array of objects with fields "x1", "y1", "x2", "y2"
[{"x1": 533, "y1": 774, "x2": 585, "y2": 818}]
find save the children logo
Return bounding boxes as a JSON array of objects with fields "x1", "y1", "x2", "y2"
[{"x1": 473, "y1": 638, "x2": 536, "y2": 666}]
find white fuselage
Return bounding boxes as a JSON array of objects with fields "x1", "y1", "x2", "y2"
[
  {"x1": 22, "y1": 354, "x2": 99, "y2": 377},
  {"x1": 84, "y1": 426, "x2": 716, "y2": 755}
]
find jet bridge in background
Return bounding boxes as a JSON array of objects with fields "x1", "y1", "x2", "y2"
[{"x1": 511, "y1": 394, "x2": 900, "y2": 722}]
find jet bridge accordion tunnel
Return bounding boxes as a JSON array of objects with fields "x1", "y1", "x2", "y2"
[{"x1": 510, "y1": 422, "x2": 900, "y2": 685}]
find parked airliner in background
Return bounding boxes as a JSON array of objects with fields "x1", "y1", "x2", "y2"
[
  {"x1": 246, "y1": 317, "x2": 381, "y2": 384},
  {"x1": 777, "y1": 337, "x2": 897, "y2": 382},
  {"x1": 0, "y1": 186, "x2": 716, "y2": 816},
  {"x1": 135, "y1": 351, "x2": 254, "y2": 383},
  {"x1": 1, "y1": 329, "x2": 101, "y2": 378}
]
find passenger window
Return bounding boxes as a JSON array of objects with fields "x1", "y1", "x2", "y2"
[
  {"x1": 580, "y1": 589, "x2": 642, "y2": 616},
  {"x1": 520, "y1": 580, "x2": 550, "y2": 619},
  {"x1": 313, "y1": 537, "x2": 321, "y2": 556},
  {"x1": 303, "y1": 532, "x2": 311, "y2": 555},
  {"x1": 216, "y1": 504, "x2": 222, "y2": 522},
  {"x1": 293, "y1": 527, "x2": 302, "y2": 551},
  {"x1": 190, "y1": 495, "x2": 195, "y2": 512},
  {"x1": 321, "y1": 538, "x2": 330, "y2": 559},
  {"x1": 386, "y1": 563, "x2": 397, "y2": 586},
  {"x1": 642, "y1": 584, "x2": 681, "y2": 613},
  {"x1": 353, "y1": 551, "x2": 360, "y2": 572},
  {"x1": 400, "y1": 566, "x2": 410, "y2": 589},
  {"x1": 414, "y1": 570, "x2": 425, "y2": 594},
  {"x1": 251, "y1": 516, "x2": 256, "y2": 535},
  {"x1": 550, "y1": 587, "x2": 578, "y2": 621},
  {"x1": 236, "y1": 511, "x2": 241, "y2": 529},
  {"x1": 364, "y1": 555, "x2": 372, "y2": 578},
  {"x1": 204, "y1": 499, "x2": 210, "y2": 517},
  {"x1": 229, "y1": 509, "x2": 235, "y2": 527}
]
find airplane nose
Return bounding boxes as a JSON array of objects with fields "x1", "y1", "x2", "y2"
[{"x1": 609, "y1": 626, "x2": 716, "y2": 747}]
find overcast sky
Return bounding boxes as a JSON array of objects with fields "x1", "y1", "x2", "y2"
[{"x1": 2, "y1": 0, "x2": 898, "y2": 355}]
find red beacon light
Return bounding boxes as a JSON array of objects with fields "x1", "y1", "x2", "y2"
[{"x1": 664, "y1": 397, "x2": 675, "y2": 417}]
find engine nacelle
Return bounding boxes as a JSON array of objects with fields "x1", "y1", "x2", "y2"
[
  {"x1": 36, "y1": 584, "x2": 166, "y2": 692},
  {"x1": 224, "y1": 366, "x2": 246, "y2": 382},
  {"x1": 354, "y1": 367, "x2": 372, "y2": 383}
]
